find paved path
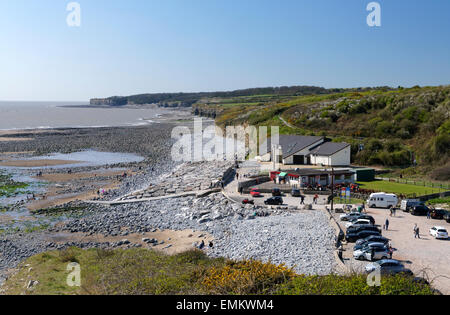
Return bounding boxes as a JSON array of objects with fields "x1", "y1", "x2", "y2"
[{"x1": 278, "y1": 115, "x2": 296, "y2": 129}]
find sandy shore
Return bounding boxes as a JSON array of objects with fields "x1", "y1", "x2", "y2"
[{"x1": 0, "y1": 159, "x2": 82, "y2": 167}]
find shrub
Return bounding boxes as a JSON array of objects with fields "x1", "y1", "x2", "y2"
[
  {"x1": 58, "y1": 248, "x2": 79, "y2": 263},
  {"x1": 275, "y1": 274, "x2": 435, "y2": 295},
  {"x1": 201, "y1": 260, "x2": 295, "y2": 295}
]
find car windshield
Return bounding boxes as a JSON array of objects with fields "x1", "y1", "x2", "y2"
[{"x1": 438, "y1": 229, "x2": 447, "y2": 233}]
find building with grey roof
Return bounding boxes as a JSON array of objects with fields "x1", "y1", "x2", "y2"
[{"x1": 259, "y1": 135, "x2": 350, "y2": 166}]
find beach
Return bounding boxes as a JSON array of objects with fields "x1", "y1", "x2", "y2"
[{"x1": 0, "y1": 106, "x2": 338, "y2": 290}]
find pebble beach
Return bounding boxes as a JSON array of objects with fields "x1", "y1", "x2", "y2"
[{"x1": 0, "y1": 112, "x2": 337, "y2": 287}]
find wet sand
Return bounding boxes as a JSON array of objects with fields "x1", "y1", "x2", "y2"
[
  {"x1": 0, "y1": 159, "x2": 82, "y2": 167},
  {"x1": 45, "y1": 229, "x2": 214, "y2": 255},
  {"x1": 0, "y1": 137, "x2": 33, "y2": 142}
]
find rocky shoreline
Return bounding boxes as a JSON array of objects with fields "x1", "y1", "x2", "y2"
[{"x1": 0, "y1": 124, "x2": 337, "y2": 287}]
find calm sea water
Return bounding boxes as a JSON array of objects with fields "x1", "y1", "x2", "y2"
[{"x1": 0, "y1": 101, "x2": 169, "y2": 130}]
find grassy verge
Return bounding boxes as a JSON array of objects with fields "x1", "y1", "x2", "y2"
[
  {"x1": 357, "y1": 180, "x2": 446, "y2": 197},
  {"x1": 2, "y1": 248, "x2": 436, "y2": 295}
]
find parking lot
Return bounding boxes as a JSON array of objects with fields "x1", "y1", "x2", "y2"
[{"x1": 334, "y1": 206, "x2": 450, "y2": 294}]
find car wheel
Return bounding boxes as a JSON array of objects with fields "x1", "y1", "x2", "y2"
[{"x1": 371, "y1": 205, "x2": 376, "y2": 208}]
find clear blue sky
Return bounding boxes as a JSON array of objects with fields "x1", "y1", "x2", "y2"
[{"x1": 0, "y1": 0, "x2": 449, "y2": 101}]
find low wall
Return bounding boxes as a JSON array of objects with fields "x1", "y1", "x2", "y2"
[
  {"x1": 418, "y1": 191, "x2": 450, "y2": 202},
  {"x1": 238, "y1": 176, "x2": 271, "y2": 193},
  {"x1": 222, "y1": 166, "x2": 235, "y2": 185},
  {"x1": 321, "y1": 207, "x2": 349, "y2": 275}
]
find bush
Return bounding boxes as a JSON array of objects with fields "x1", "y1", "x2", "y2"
[
  {"x1": 201, "y1": 260, "x2": 295, "y2": 295},
  {"x1": 275, "y1": 274, "x2": 436, "y2": 295}
]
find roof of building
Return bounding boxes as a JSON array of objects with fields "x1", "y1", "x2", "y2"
[
  {"x1": 260, "y1": 135, "x2": 324, "y2": 159},
  {"x1": 273, "y1": 168, "x2": 355, "y2": 177},
  {"x1": 309, "y1": 142, "x2": 350, "y2": 156}
]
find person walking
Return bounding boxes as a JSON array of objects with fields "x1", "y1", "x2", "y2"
[
  {"x1": 314, "y1": 194, "x2": 319, "y2": 205},
  {"x1": 415, "y1": 226, "x2": 421, "y2": 239},
  {"x1": 427, "y1": 210, "x2": 431, "y2": 219},
  {"x1": 300, "y1": 195, "x2": 305, "y2": 205},
  {"x1": 385, "y1": 218, "x2": 390, "y2": 231}
]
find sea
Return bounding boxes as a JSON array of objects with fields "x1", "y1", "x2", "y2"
[{"x1": 0, "y1": 101, "x2": 171, "y2": 130}]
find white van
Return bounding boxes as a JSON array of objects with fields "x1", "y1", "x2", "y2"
[{"x1": 367, "y1": 193, "x2": 398, "y2": 209}]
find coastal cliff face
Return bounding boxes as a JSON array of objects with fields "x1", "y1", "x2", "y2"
[
  {"x1": 90, "y1": 97, "x2": 128, "y2": 106},
  {"x1": 191, "y1": 104, "x2": 224, "y2": 119}
]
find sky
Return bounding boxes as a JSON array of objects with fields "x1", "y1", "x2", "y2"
[{"x1": 0, "y1": 0, "x2": 449, "y2": 101}]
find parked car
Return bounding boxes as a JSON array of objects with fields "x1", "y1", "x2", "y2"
[
  {"x1": 346, "y1": 230, "x2": 381, "y2": 243},
  {"x1": 340, "y1": 212, "x2": 363, "y2": 222},
  {"x1": 429, "y1": 226, "x2": 449, "y2": 239},
  {"x1": 355, "y1": 215, "x2": 375, "y2": 225},
  {"x1": 430, "y1": 209, "x2": 446, "y2": 220},
  {"x1": 355, "y1": 235, "x2": 390, "y2": 246},
  {"x1": 242, "y1": 199, "x2": 254, "y2": 205},
  {"x1": 347, "y1": 225, "x2": 381, "y2": 235},
  {"x1": 264, "y1": 196, "x2": 283, "y2": 205},
  {"x1": 444, "y1": 211, "x2": 450, "y2": 223},
  {"x1": 367, "y1": 193, "x2": 398, "y2": 209},
  {"x1": 365, "y1": 259, "x2": 413, "y2": 276},
  {"x1": 410, "y1": 205, "x2": 430, "y2": 216},
  {"x1": 400, "y1": 199, "x2": 424, "y2": 212},
  {"x1": 250, "y1": 189, "x2": 262, "y2": 197},
  {"x1": 354, "y1": 236, "x2": 390, "y2": 251},
  {"x1": 272, "y1": 188, "x2": 282, "y2": 196},
  {"x1": 346, "y1": 219, "x2": 372, "y2": 229},
  {"x1": 291, "y1": 188, "x2": 301, "y2": 197},
  {"x1": 353, "y1": 243, "x2": 391, "y2": 261}
]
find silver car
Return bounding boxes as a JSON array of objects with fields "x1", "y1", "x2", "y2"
[
  {"x1": 353, "y1": 243, "x2": 390, "y2": 261},
  {"x1": 365, "y1": 259, "x2": 413, "y2": 276},
  {"x1": 340, "y1": 212, "x2": 362, "y2": 221}
]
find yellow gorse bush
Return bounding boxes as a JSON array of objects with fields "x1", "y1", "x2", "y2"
[{"x1": 201, "y1": 259, "x2": 296, "y2": 295}]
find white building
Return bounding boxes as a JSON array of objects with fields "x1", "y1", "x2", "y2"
[
  {"x1": 309, "y1": 142, "x2": 351, "y2": 166},
  {"x1": 260, "y1": 135, "x2": 351, "y2": 166}
]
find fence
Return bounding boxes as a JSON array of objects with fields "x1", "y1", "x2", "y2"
[{"x1": 376, "y1": 177, "x2": 450, "y2": 190}]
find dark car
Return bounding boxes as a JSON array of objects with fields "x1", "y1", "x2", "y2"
[
  {"x1": 444, "y1": 211, "x2": 450, "y2": 223},
  {"x1": 346, "y1": 230, "x2": 381, "y2": 243},
  {"x1": 347, "y1": 225, "x2": 381, "y2": 234},
  {"x1": 272, "y1": 188, "x2": 282, "y2": 196},
  {"x1": 349, "y1": 215, "x2": 375, "y2": 225},
  {"x1": 430, "y1": 209, "x2": 446, "y2": 220},
  {"x1": 264, "y1": 196, "x2": 283, "y2": 205},
  {"x1": 355, "y1": 235, "x2": 390, "y2": 246},
  {"x1": 291, "y1": 188, "x2": 301, "y2": 197},
  {"x1": 354, "y1": 236, "x2": 390, "y2": 251},
  {"x1": 365, "y1": 259, "x2": 413, "y2": 276},
  {"x1": 410, "y1": 205, "x2": 430, "y2": 216}
]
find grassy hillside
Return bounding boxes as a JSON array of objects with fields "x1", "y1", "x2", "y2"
[
  {"x1": 195, "y1": 85, "x2": 450, "y2": 180},
  {"x1": 2, "y1": 248, "x2": 436, "y2": 295}
]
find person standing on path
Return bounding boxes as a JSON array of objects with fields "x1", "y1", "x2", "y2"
[
  {"x1": 385, "y1": 218, "x2": 390, "y2": 231},
  {"x1": 415, "y1": 226, "x2": 421, "y2": 239}
]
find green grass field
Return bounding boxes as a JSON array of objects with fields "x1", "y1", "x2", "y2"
[{"x1": 357, "y1": 180, "x2": 446, "y2": 197}]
